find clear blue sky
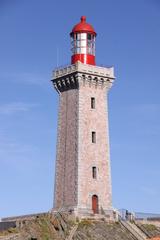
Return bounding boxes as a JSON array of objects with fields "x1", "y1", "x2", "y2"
[{"x1": 0, "y1": 0, "x2": 160, "y2": 218}]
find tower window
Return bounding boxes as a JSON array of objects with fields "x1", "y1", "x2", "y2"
[
  {"x1": 91, "y1": 97, "x2": 95, "y2": 109},
  {"x1": 92, "y1": 167, "x2": 97, "y2": 179},
  {"x1": 87, "y1": 34, "x2": 92, "y2": 40},
  {"x1": 92, "y1": 131, "x2": 96, "y2": 143}
]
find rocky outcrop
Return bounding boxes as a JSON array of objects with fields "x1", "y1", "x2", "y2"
[
  {"x1": 136, "y1": 223, "x2": 160, "y2": 239},
  {"x1": 1, "y1": 213, "x2": 160, "y2": 240}
]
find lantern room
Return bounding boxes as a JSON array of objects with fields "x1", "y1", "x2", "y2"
[{"x1": 70, "y1": 16, "x2": 97, "y2": 65}]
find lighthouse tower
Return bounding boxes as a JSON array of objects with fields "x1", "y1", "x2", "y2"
[{"x1": 52, "y1": 16, "x2": 115, "y2": 217}]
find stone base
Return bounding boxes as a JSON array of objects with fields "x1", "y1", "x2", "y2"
[{"x1": 52, "y1": 206, "x2": 118, "y2": 222}]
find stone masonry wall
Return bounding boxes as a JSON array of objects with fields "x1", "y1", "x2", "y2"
[
  {"x1": 54, "y1": 89, "x2": 78, "y2": 209},
  {"x1": 77, "y1": 81, "x2": 112, "y2": 212}
]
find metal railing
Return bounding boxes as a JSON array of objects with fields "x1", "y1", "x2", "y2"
[
  {"x1": 135, "y1": 212, "x2": 160, "y2": 221},
  {"x1": 119, "y1": 209, "x2": 160, "y2": 221}
]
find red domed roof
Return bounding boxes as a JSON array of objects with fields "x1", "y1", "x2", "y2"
[{"x1": 71, "y1": 16, "x2": 96, "y2": 35}]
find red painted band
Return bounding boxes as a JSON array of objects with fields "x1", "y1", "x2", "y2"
[{"x1": 71, "y1": 54, "x2": 95, "y2": 65}]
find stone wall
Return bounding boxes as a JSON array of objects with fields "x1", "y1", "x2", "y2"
[
  {"x1": 54, "y1": 89, "x2": 79, "y2": 209},
  {"x1": 0, "y1": 221, "x2": 16, "y2": 232},
  {"x1": 77, "y1": 80, "x2": 112, "y2": 212}
]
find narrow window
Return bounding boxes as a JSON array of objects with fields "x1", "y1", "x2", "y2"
[
  {"x1": 92, "y1": 131, "x2": 96, "y2": 143},
  {"x1": 92, "y1": 167, "x2": 97, "y2": 179},
  {"x1": 91, "y1": 97, "x2": 95, "y2": 109}
]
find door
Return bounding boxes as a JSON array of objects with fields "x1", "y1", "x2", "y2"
[{"x1": 92, "y1": 195, "x2": 99, "y2": 214}]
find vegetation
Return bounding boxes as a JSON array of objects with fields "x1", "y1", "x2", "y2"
[
  {"x1": 143, "y1": 224, "x2": 157, "y2": 231},
  {"x1": 0, "y1": 227, "x2": 18, "y2": 236},
  {"x1": 1, "y1": 214, "x2": 160, "y2": 240},
  {"x1": 77, "y1": 219, "x2": 93, "y2": 228}
]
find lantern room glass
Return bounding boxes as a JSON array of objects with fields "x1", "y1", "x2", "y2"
[{"x1": 71, "y1": 33, "x2": 95, "y2": 55}]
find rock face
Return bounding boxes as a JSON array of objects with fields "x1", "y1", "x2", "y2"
[
  {"x1": 0, "y1": 213, "x2": 68, "y2": 240},
  {"x1": 137, "y1": 223, "x2": 160, "y2": 239},
  {"x1": 73, "y1": 220, "x2": 137, "y2": 240},
  {"x1": 1, "y1": 213, "x2": 160, "y2": 240}
]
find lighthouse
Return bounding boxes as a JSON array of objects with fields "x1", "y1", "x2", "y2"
[
  {"x1": 52, "y1": 16, "x2": 115, "y2": 217},
  {"x1": 70, "y1": 16, "x2": 96, "y2": 65}
]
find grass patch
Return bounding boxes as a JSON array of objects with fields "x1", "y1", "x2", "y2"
[
  {"x1": 143, "y1": 224, "x2": 157, "y2": 231},
  {"x1": 0, "y1": 227, "x2": 18, "y2": 236},
  {"x1": 78, "y1": 219, "x2": 93, "y2": 228}
]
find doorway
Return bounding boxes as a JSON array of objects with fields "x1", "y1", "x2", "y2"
[{"x1": 92, "y1": 195, "x2": 99, "y2": 214}]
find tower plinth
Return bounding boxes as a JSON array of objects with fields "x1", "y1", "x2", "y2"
[{"x1": 52, "y1": 17, "x2": 115, "y2": 219}]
